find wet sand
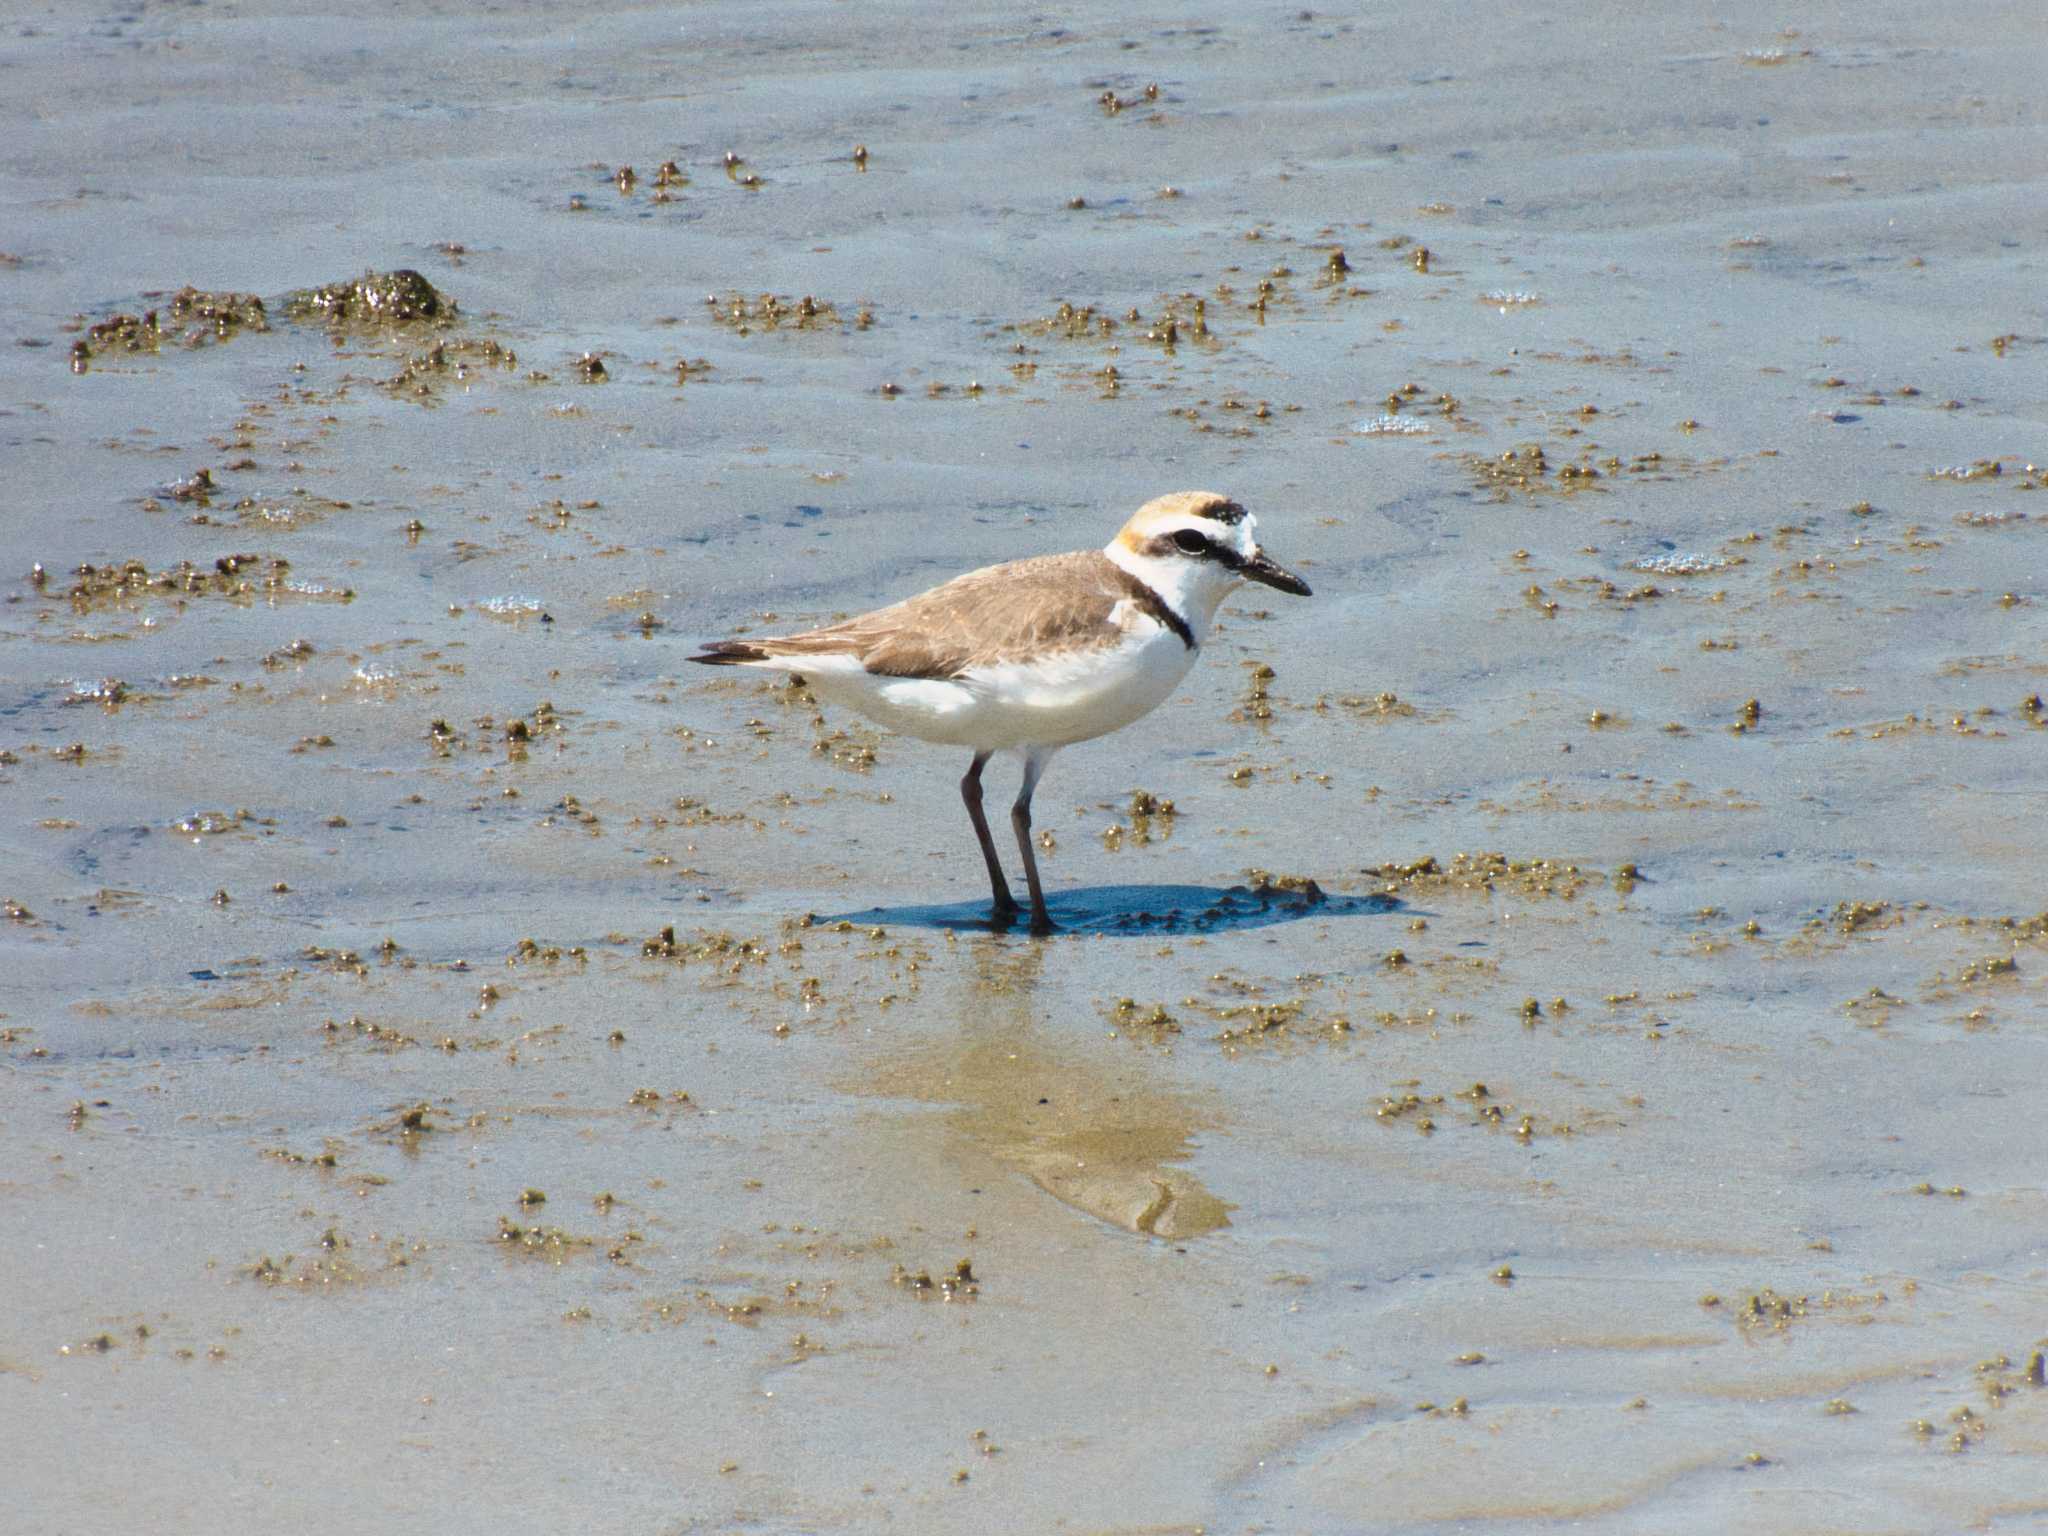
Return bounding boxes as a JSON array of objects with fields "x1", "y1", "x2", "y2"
[{"x1": 3, "y1": 2, "x2": 2046, "y2": 1530}]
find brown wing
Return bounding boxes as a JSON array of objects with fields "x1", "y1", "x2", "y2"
[{"x1": 747, "y1": 551, "x2": 1166, "y2": 680}]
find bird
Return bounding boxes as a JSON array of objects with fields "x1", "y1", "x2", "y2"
[{"x1": 688, "y1": 491, "x2": 1311, "y2": 935}]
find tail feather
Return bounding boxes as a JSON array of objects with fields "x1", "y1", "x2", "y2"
[{"x1": 688, "y1": 639, "x2": 773, "y2": 666}]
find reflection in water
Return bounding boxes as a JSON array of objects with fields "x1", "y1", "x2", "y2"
[{"x1": 862, "y1": 934, "x2": 1233, "y2": 1239}]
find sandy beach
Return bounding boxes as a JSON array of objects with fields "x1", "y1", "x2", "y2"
[{"x1": 3, "y1": 2, "x2": 2045, "y2": 1530}]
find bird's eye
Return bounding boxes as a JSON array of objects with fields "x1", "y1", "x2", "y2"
[{"x1": 1172, "y1": 528, "x2": 1207, "y2": 554}]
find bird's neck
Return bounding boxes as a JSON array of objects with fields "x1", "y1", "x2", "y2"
[{"x1": 1103, "y1": 541, "x2": 1235, "y2": 645}]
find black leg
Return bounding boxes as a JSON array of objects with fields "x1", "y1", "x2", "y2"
[
  {"x1": 961, "y1": 750, "x2": 1018, "y2": 922},
  {"x1": 1010, "y1": 749, "x2": 1054, "y2": 935}
]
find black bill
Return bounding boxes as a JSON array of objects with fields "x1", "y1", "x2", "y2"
[{"x1": 1239, "y1": 549, "x2": 1312, "y2": 596}]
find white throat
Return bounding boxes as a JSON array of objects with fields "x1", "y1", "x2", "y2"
[{"x1": 1103, "y1": 539, "x2": 1240, "y2": 646}]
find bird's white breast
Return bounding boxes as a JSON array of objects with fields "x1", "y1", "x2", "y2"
[{"x1": 801, "y1": 611, "x2": 1199, "y2": 752}]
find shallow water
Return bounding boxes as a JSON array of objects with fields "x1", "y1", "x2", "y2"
[{"x1": 3, "y1": 2, "x2": 2046, "y2": 1531}]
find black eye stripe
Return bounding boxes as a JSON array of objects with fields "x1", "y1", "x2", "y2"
[{"x1": 1149, "y1": 529, "x2": 1242, "y2": 567}]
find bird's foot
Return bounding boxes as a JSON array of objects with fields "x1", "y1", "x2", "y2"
[
  {"x1": 988, "y1": 896, "x2": 1022, "y2": 929},
  {"x1": 1027, "y1": 908, "x2": 1057, "y2": 938}
]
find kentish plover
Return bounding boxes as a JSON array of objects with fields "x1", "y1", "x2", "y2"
[{"x1": 689, "y1": 491, "x2": 1311, "y2": 934}]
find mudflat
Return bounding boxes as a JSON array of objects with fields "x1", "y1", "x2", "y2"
[{"x1": 3, "y1": 4, "x2": 2044, "y2": 1531}]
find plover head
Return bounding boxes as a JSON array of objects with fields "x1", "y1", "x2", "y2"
[{"x1": 1109, "y1": 491, "x2": 1311, "y2": 631}]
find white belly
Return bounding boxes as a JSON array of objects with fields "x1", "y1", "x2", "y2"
[{"x1": 799, "y1": 626, "x2": 1199, "y2": 752}]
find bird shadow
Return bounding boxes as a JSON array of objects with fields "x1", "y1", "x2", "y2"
[{"x1": 814, "y1": 880, "x2": 1402, "y2": 937}]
